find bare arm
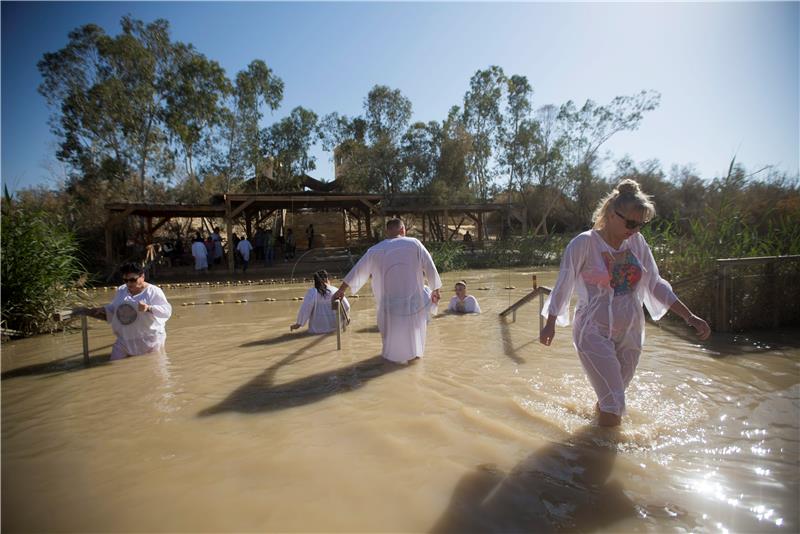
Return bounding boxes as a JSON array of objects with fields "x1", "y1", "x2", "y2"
[
  {"x1": 668, "y1": 299, "x2": 711, "y2": 340},
  {"x1": 539, "y1": 314, "x2": 557, "y2": 346},
  {"x1": 332, "y1": 281, "x2": 350, "y2": 301}
]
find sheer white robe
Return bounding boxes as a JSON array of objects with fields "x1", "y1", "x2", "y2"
[
  {"x1": 542, "y1": 230, "x2": 678, "y2": 415},
  {"x1": 104, "y1": 284, "x2": 172, "y2": 359},
  {"x1": 343, "y1": 236, "x2": 442, "y2": 362},
  {"x1": 295, "y1": 285, "x2": 351, "y2": 334}
]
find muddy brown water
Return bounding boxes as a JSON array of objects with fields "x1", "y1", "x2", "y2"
[{"x1": 2, "y1": 269, "x2": 798, "y2": 532}]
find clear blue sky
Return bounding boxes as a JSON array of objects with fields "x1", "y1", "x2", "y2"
[{"x1": 2, "y1": 1, "x2": 798, "y2": 194}]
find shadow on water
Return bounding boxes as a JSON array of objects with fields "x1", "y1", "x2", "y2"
[
  {"x1": 198, "y1": 335, "x2": 408, "y2": 416},
  {"x1": 653, "y1": 322, "x2": 800, "y2": 357},
  {"x1": 1, "y1": 350, "x2": 113, "y2": 380},
  {"x1": 430, "y1": 425, "x2": 636, "y2": 533},
  {"x1": 499, "y1": 317, "x2": 528, "y2": 365},
  {"x1": 239, "y1": 331, "x2": 318, "y2": 347},
  {"x1": 355, "y1": 325, "x2": 381, "y2": 334}
]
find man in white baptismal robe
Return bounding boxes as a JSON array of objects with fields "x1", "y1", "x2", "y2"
[{"x1": 333, "y1": 218, "x2": 442, "y2": 364}]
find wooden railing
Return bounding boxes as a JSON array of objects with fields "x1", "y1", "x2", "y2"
[
  {"x1": 715, "y1": 254, "x2": 800, "y2": 332},
  {"x1": 53, "y1": 310, "x2": 90, "y2": 365},
  {"x1": 499, "y1": 285, "x2": 552, "y2": 331}
]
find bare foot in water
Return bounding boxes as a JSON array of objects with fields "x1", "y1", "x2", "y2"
[{"x1": 595, "y1": 402, "x2": 622, "y2": 427}]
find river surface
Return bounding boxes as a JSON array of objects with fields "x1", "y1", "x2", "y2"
[{"x1": 2, "y1": 269, "x2": 798, "y2": 533}]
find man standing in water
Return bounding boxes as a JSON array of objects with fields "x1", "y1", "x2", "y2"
[{"x1": 333, "y1": 218, "x2": 442, "y2": 364}]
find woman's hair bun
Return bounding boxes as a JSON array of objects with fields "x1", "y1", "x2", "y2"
[{"x1": 616, "y1": 179, "x2": 640, "y2": 196}]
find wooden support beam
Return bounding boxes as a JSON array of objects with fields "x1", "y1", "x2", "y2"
[
  {"x1": 105, "y1": 210, "x2": 114, "y2": 267},
  {"x1": 256, "y1": 209, "x2": 277, "y2": 226},
  {"x1": 360, "y1": 198, "x2": 381, "y2": 215},
  {"x1": 146, "y1": 217, "x2": 153, "y2": 243},
  {"x1": 226, "y1": 197, "x2": 234, "y2": 272},
  {"x1": 230, "y1": 198, "x2": 256, "y2": 219},
  {"x1": 151, "y1": 217, "x2": 171, "y2": 234}
]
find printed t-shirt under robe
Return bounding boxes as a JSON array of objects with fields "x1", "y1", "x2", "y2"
[
  {"x1": 343, "y1": 236, "x2": 442, "y2": 363},
  {"x1": 448, "y1": 295, "x2": 481, "y2": 314},
  {"x1": 295, "y1": 284, "x2": 351, "y2": 334},
  {"x1": 541, "y1": 230, "x2": 678, "y2": 415},
  {"x1": 104, "y1": 283, "x2": 172, "y2": 360}
]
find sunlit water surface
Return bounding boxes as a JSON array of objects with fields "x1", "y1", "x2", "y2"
[{"x1": 2, "y1": 269, "x2": 798, "y2": 532}]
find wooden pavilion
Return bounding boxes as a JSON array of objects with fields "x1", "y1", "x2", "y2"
[{"x1": 105, "y1": 189, "x2": 519, "y2": 272}]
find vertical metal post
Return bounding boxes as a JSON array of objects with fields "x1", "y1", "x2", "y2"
[
  {"x1": 717, "y1": 262, "x2": 730, "y2": 333},
  {"x1": 81, "y1": 315, "x2": 89, "y2": 365},
  {"x1": 335, "y1": 300, "x2": 342, "y2": 350},
  {"x1": 539, "y1": 289, "x2": 545, "y2": 332}
]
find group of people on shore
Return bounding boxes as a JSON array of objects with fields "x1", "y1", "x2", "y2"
[
  {"x1": 189, "y1": 227, "x2": 303, "y2": 273},
  {"x1": 80, "y1": 179, "x2": 710, "y2": 427}
]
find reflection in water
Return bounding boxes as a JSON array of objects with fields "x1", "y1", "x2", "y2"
[
  {"x1": 432, "y1": 426, "x2": 634, "y2": 533},
  {"x1": 1, "y1": 270, "x2": 798, "y2": 532}
]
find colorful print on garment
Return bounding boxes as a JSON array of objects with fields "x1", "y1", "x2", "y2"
[{"x1": 602, "y1": 250, "x2": 643, "y2": 296}]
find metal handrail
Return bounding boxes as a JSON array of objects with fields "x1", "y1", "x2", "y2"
[{"x1": 499, "y1": 285, "x2": 553, "y2": 331}]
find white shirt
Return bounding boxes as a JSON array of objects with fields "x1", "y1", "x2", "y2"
[
  {"x1": 237, "y1": 239, "x2": 254, "y2": 261},
  {"x1": 295, "y1": 285, "x2": 351, "y2": 334},
  {"x1": 104, "y1": 284, "x2": 172, "y2": 356},
  {"x1": 191, "y1": 241, "x2": 208, "y2": 270},
  {"x1": 344, "y1": 236, "x2": 442, "y2": 362},
  {"x1": 448, "y1": 295, "x2": 481, "y2": 314}
]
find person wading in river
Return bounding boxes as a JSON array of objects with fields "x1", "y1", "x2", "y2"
[{"x1": 539, "y1": 179, "x2": 710, "y2": 426}]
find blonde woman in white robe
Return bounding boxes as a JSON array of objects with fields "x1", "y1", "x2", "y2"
[
  {"x1": 539, "y1": 179, "x2": 710, "y2": 427},
  {"x1": 291, "y1": 270, "x2": 350, "y2": 334}
]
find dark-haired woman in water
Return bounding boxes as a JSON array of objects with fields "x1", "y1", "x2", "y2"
[{"x1": 290, "y1": 270, "x2": 351, "y2": 334}]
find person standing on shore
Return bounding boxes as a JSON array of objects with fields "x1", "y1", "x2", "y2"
[
  {"x1": 306, "y1": 224, "x2": 315, "y2": 250},
  {"x1": 332, "y1": 218, "x2": 442, "y2": 364},
  {"x1": 236, "y1": 234, "x2": 254, "y2": 273},
  {"x1": 191, "y1": 234, "x2": 208, "y2": 272},
  {"x1": 539, "y1": 179, "x2": 711, "y2": 426}
]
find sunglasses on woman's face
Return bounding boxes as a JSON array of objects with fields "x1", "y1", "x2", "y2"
[
  {"x1": 615, "y1": 210, "x2": 646, "y2": 230},
  {"x1": 122, "y1": 275, "x2": 141, "y2": 283}
]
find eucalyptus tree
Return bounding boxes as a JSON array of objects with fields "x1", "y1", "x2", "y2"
[
  {"x1": 364, "y1": 85, "x2": 413, "y2": 197},
  {"x1": 318, "y1": 112, "x2": 370, "y2": 191},
  {"x1": 436, "y1": 106, "x2": 473, "y2": 203},
  {"x1": 529, "y1": 104, "x2": 568, "y2": 235},
  {"x1": 462, "y1": 66, "x2": 506, "y2": 201},
  {"x1": 162, "y1": 44, "x2": 231, "y2": 182},
  {"x1": 262, "y1": 106, "x2": 319, "y2": 191},
  {"x1": 38, "y1": 16, "x2": 177, "y2": 200},
  {"x1": 219, "y1": 60, "x2": 284, "y2": 190},
  {"x1": 497, "y1": 74, "x2": 535, "y2": 196},
  {"x1": 402, "y1": 121, "x2": 441, "y2": 195},
  {"x1": 557, "y1": 90, "x2": 661, "y2": 221}
]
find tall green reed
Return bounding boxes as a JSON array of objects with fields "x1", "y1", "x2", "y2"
[{"x1": 1, "y1": 207, "x2": 85, "y2": 336}]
